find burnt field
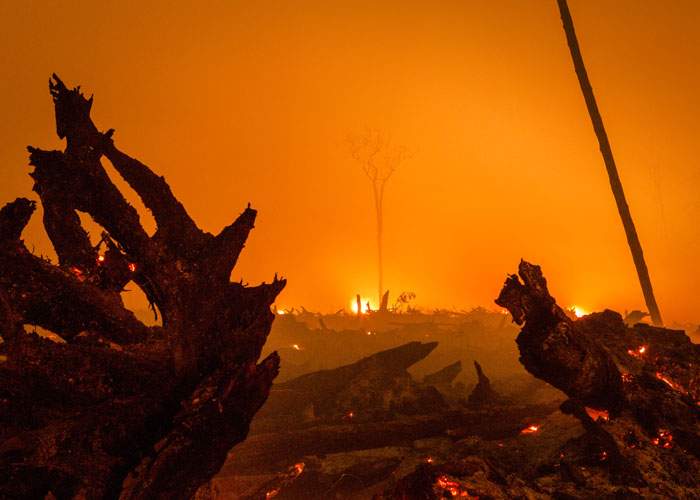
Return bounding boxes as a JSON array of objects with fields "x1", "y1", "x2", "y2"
[{"x1": 208, "y1": 268, "x2": 700, "y2": 499}]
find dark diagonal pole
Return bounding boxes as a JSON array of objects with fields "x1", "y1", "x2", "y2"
[{"x1": 556, "y1": 0, "x2": 663, "y2": 326}]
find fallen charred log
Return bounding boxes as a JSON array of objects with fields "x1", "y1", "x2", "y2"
[
  {"x1": 423, "y1": 360, "x2": 462, "y2": 386},
  {"x1": 0, "y1": 76, "x2": 284, "y2": 498},
  {"x1": 222, "y1": 404, "x2": 559, "y2": 476},
  {"x1": 257, "y1": 341, "x2": 447, "y2": 426}
]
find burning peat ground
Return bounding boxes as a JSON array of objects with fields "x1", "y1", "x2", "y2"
[{"x1": 201, "y1": 266, "x2": 700, "y2": 499}]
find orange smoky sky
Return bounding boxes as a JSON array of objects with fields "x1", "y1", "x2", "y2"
[{"x1": 0, "y1": 1, "x2": 698, "y2": 324}]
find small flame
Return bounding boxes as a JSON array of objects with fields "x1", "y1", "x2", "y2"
[
  {"x1": 97, "y1": 255, "x2": 105, "y2": 263},
  {"x1": 276, "y1": 309, "x2": 286, "y2": 315},
  {"x1": 571, "y1": 305, "x2": 587, "y2": 318},
  {"x1": 291, "y1": 344, "x2": 301, "y2": 351},
  {"x1": 520, "y1": 424, "x2": 540, "y2": 434},
  {"x1": 350, "y1": 297, "x2": 375, "y2": 314},
  {"x1": 128, "y1": 263, "x2": 136, "y2": 272}
]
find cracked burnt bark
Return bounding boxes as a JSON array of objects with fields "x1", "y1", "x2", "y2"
[{"x1": 0, "y1": 75, "x2": 285, "y2": 499}]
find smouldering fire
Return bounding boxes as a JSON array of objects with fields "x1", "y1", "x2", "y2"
[
  {"x1": 265, "y1": 462, "x2": 306, "y2": 498},
  {"x1": 584, "y1": 407, "x2": 609, "y2": 422},
  {"x1": 292, "y1": 462, "x2": 305, "y2": 477},
  {"x1": 350, "y1": 297, "x2": 375, "y2": 314},
  {"x1": 627, "y1": 345, "x2": 647, "y2": 359},
  {"x1": 651, "y1": 429, "x2": 673, "y2": 449},
  {"x1": 520, "y1": 424, "x2": 540, "y2": 435},
  {"x1": 435, "y1": 475, "x2": 472, "y2": 498},
  {"x1": 655, "y1": 372, "x2": 686, "y2": 394}
]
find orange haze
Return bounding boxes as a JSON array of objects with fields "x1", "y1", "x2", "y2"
[{"x1": 0, "y1": 1, "x2": 698, "y2": 324}]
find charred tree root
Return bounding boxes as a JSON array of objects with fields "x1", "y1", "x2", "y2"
[{"x1": 0, "y1": 75, "x2": 285, "y2": 499}]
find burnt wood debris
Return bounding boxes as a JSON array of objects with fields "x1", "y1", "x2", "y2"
[{"x1": 0, "y1": 75, "x2": 285, "y2": 499}]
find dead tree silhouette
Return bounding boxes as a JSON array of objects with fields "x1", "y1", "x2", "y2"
[
  {"x1": 349, "y1": 130, "x2": 409, "y2": 308},
  {"x1": 0, "y1": 75, "x2": 285, "y2": 498}
]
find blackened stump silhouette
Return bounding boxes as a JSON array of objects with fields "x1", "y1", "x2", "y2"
[{"x1": 0, "y1": 75, "x2": 285, "y2": 499}]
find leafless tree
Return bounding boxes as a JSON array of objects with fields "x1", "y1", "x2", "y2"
[{"x1": 348, "y1": 130, "x2": 409, "y2": 306}]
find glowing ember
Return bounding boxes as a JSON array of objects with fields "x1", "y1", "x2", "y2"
[
  {"x1": 350, "y1": 297, "x2": 375, "y2": 314},
  {"x1": 621, "y1": 373, "x2": 633, "y2": 383},
  {"x1": 276, "y1": 309, "x2": 286, "y2": 315},
  {"x1": 651, "y1": 429, "x2": 673, "y2": 449},
  {"x1": 655, "y1": 372, "x2": 686, "y2": 394},
  {"x1": 585, "y1": 407, "x2": 609, "y2": 422},
  {"x1": 435, "y1": 475, "x2": 472, "y2": 498},
  {"x1": 426, "y1": 456, "x2": 433, "y2": 464},
  {"x1": 292, "y1": 462, "x2": 305, "y2": 477},
  {"x1": 344, "y1": 410, "x2": 355, "y2": 420},
  {"x1": 291, "y1": 344, "x2": 301, "y2": 351},
  {"x1": 366, "y1": 331, "x2": 376, "y2": 336},
  {"x1": 128, "y1": 262, "x2": 136, "y2": 272},
  {"x1": 265, "y1": 488, "x2": 280, "y2": 499},
  {"x1": 520, "y1": 424, "x2": 540, "y2": 434},
  {"x1": 627, "y1": 345, "x2": 647, "y2": 358},
  {"x1": 70, "y1": 267, "x2": 85, "y2": 281},
  {"x1": 97, "y1": 255, "x2": 105, "y2": 263},
  {"x1": 599, "y1": 450, "x2": 608, "y2": 461}
]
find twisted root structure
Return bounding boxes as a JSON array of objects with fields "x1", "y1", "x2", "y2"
[
  {"x1": 0, "y1": 76, "x2": 285, "y2": 499},
  {"x1": 494, "y1": 260, "x2": 700, "y2": 496}
]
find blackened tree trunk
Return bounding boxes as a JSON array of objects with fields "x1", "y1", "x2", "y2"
[
  {"x1": 0, "y1": 75, "x2": 285, "y2": 499},
  {"x1": 557, "y1": 0, "x2": 663, "y2": 326}
]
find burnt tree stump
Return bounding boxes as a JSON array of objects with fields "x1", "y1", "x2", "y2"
[
  {"x1": 496, "y1": 260, "x2": 700, "y2": 481},
  {"x1": 0, "y1": 75, "x2": 285, "y2": 499}
]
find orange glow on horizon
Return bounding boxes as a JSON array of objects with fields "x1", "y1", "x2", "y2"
[
  {"x1": 1, "y1": 2, "x2": 699, "y2": 323},
  {"x1": 350, "y1": 297, "x2": 376, "y2": 315},
  {"x1": 571, "y1": 306, "x2": 588, "y2": 318}
]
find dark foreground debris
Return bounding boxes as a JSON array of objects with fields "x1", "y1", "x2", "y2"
[
  {"x1": 209, "y1": 262, "x2": 699, "y2": 499},
  {"x1": 0, "y1": 76, "x2": 284, "y2": 498}
]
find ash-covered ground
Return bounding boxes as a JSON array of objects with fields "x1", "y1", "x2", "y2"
[{"x1": 203, "y1": 274, "x2": 700, "y2": 499}]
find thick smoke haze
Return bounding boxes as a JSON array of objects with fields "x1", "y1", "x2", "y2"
[{"x1": 0, "y1": 0, "x2": 698, "y2": 323}]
